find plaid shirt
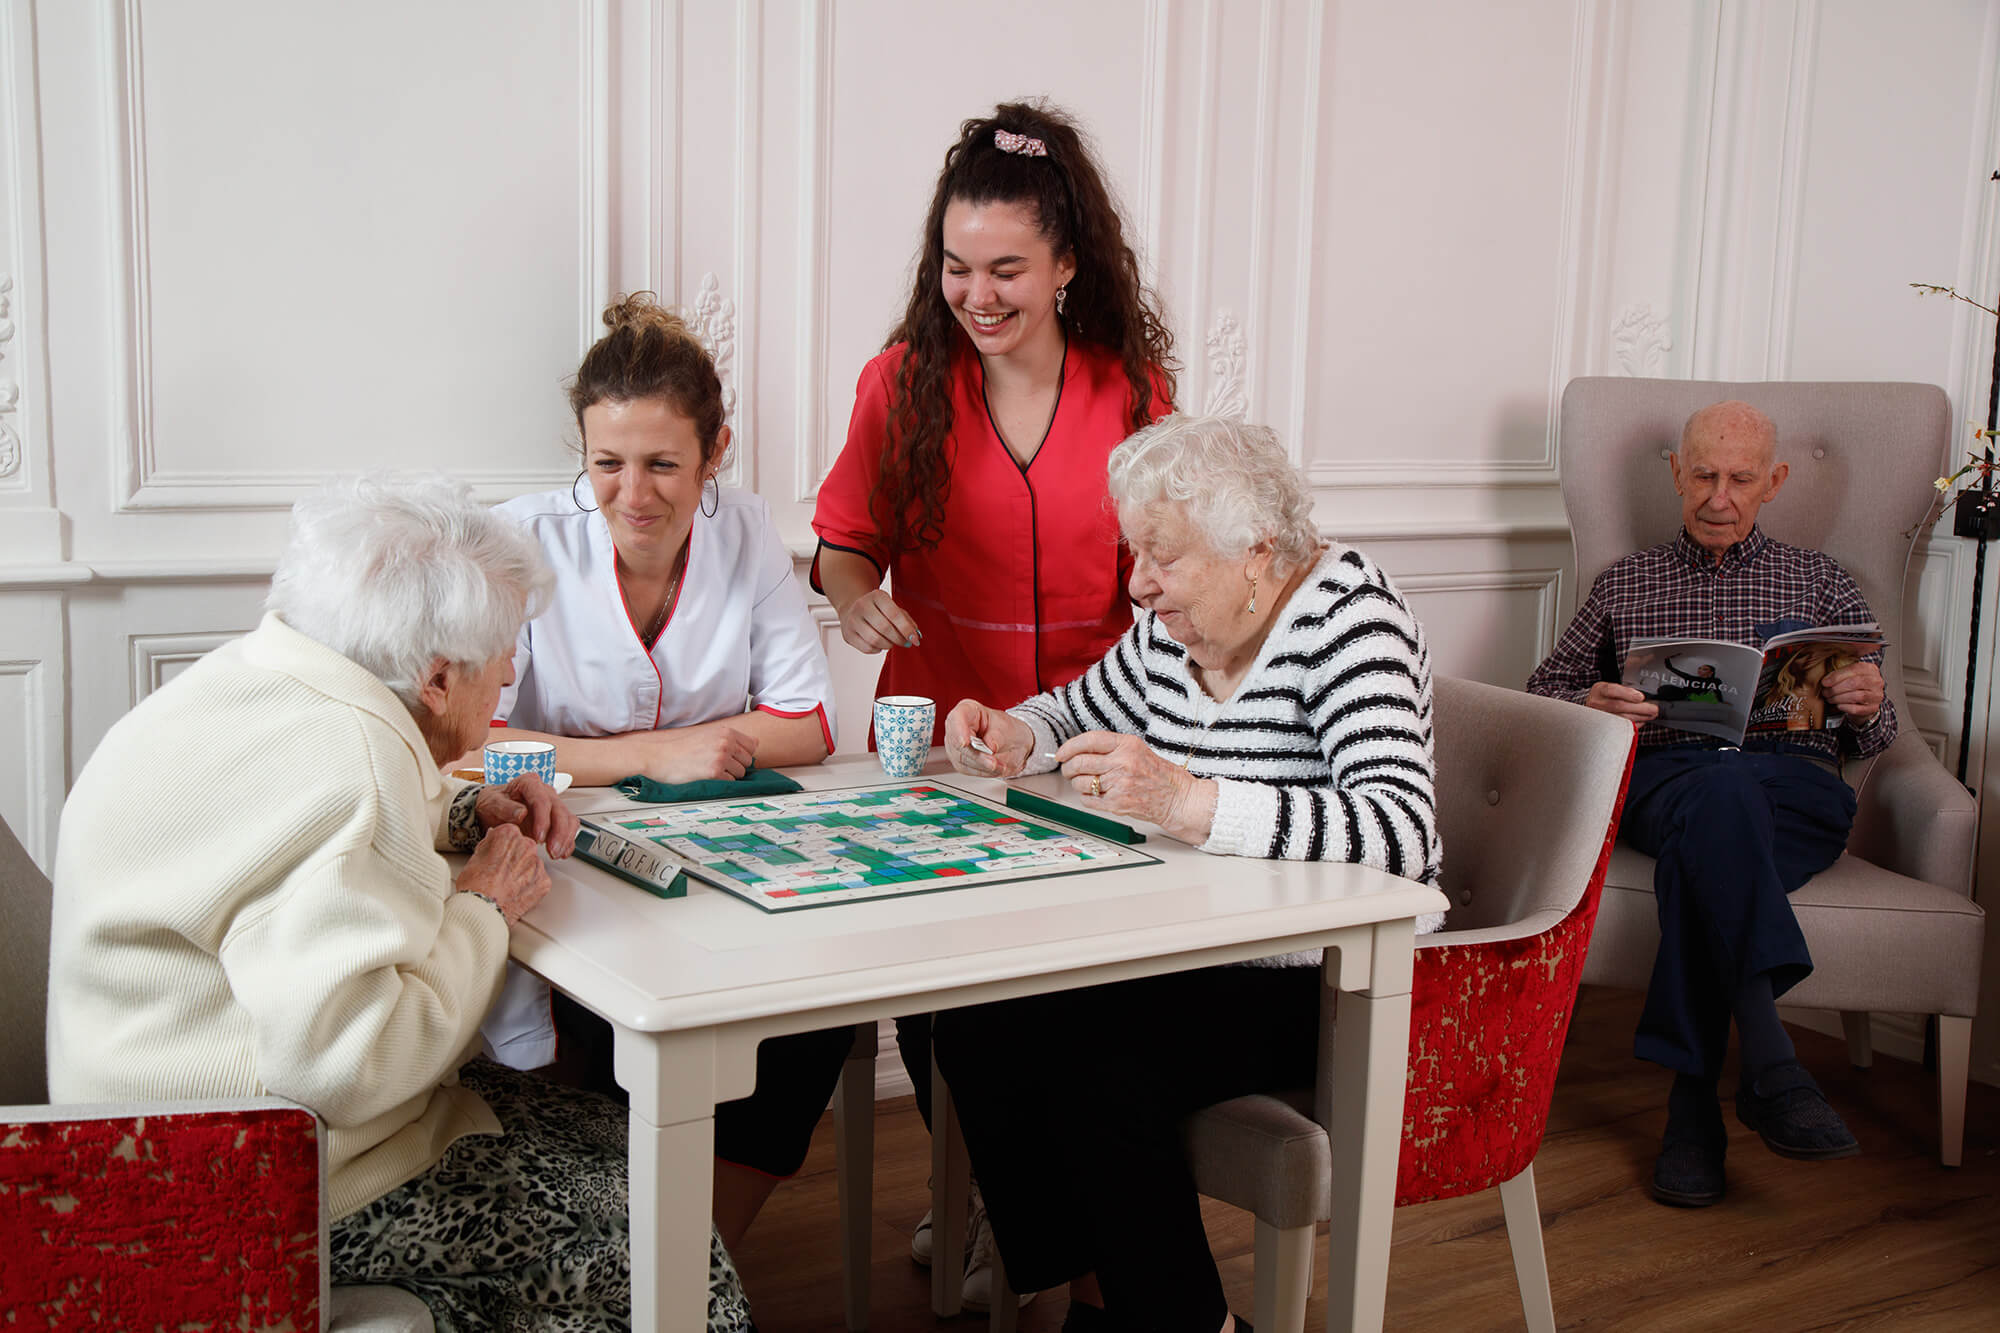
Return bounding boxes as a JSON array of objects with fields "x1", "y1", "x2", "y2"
[{"x1": 1526, "y1": 526, "x2": 1897, "y2": 760}]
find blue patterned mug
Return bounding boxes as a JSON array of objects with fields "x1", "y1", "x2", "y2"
[
  {"x1": 483, "y1": 739, "x2": 557, "y2": 786},
  {"x1": 873, "y1": 696, "x2": 935, "y2": 779}
]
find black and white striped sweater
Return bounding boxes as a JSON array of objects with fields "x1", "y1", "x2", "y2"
[{"x1": 1012, "y1": 543, "x2": 1444, "y2": 938}]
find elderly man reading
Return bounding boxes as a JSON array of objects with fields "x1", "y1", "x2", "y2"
[{"x1": 1526, "y1": 400, "x2": 1890, "y2": 1208}]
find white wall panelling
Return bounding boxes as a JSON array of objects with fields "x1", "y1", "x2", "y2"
[
  {"x1": 0, "y1": 592, "x2": 63, "y2": 866},
  {"x1": 1394, "y1": 568, "x2": 1563, "y2": 694},
  {"x1": 128, "y1": 629, "x2": 237, "y2": 705},
  {"x1": 6, "y1": 1, "x2": 1999, "y2": 1082},
  {"x1": 98, "y1": 0, "x2": 596, "y2": 516},
  {"x1": 0, "y1": 0, "x2": 61, "y2": 562}
]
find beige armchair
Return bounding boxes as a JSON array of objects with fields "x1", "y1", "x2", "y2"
[
  {"x1": 1179, "y1": 676, "x2": 1636, "y2": 1333},
  {"x1": 1557, "y1": 376, "x2": 1985, "y2": 1165}
]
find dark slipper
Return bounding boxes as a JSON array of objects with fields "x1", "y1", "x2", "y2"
[
  {"x1": 1736, "y1": 1061, "x2": 1860, "y2": 1160},
  {"x1": 1651, "y1": 1134, "x2": 1726, "y2": 1207}
]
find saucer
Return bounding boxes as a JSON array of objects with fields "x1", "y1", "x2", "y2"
[{"x1": 451, "y1": 769, "x2": 573, "y2": 793}]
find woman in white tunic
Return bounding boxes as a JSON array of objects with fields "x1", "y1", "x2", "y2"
[{"x1": 481, "y1": 293, "x2": 849, "y2": 1258}]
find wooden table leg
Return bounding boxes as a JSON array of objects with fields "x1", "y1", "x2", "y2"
[
  {"x1": 930, "y1": 1047, "x2": 972, "y2": 1317},
  {"x1": 1324, "y1": 922, "x2": 1415, "y2": 1333},
  {"x1": 619, "y1": 1025, "x2": 722, "y2": 1333}
]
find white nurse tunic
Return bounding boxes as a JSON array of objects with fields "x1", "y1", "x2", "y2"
[{"x1": 479, "y1": 484, "x2": 837, "y2": 1067}]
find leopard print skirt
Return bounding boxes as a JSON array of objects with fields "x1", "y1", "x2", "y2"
[{"x1": 329, "y1": 1059, "x2": 753, "y2": 1332}]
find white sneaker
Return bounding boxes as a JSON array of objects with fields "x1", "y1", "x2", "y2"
[
  {"x1": 960, "y1": 1184, "x2": 1038, "y2": 1311},
  {"x1": 911, "y1": 1206, "x2": 934, "y2": 1267}
]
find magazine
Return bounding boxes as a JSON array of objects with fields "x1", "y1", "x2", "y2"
[{"x1": 1620, "y1": 624, "x2": 1886, "y2": 745}]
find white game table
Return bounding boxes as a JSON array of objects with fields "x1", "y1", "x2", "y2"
[{"x1": 514, "y1": 752, "x2": 1446, "y2": 1332}]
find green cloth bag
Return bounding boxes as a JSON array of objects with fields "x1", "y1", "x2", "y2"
[{"x1": 613, "y1": 769, "x2": 803, "y2": 804}]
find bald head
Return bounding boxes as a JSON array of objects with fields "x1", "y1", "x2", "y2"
[
  {"x1": 1669, "y1": 400, "x2": 1787, "y2": 561},
  {"x1": 1679, "y1": 400, "x2": 1777, "y2": 466}
]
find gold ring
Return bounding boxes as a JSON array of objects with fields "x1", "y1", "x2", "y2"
[{"x1": 1087, "y1": 775, "x2": 1101, "y2": 798}]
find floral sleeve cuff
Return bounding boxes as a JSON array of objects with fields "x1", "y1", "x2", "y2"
[{"x1": 446, "y1": 784, "x2": 485, "y2": 851}]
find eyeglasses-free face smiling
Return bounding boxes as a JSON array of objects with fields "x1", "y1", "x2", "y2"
[
  {"x1": 581, "y1": 397, "x2": 728, "y2": 566},
  {"x1": 940, "y1": 198, "x2": 1077, "y2": 362}
]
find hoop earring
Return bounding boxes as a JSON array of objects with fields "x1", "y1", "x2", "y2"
[
  {"x1": 1055, "y1": 284, "x2": 1068, "y2": 317},
  {"x1": 571, "y1": 469, "x2": 598, "y2": 512},
  {"x1": 701, "y1": 474, "x2": 719, "y2": 518}
]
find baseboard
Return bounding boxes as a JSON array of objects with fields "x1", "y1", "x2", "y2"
[{"x1": 1784, "y1": 1007, "x2": 2000, "y2": 1087}]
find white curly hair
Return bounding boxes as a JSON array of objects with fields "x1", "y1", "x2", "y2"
[
  {"x1": 1106, "y1": 413, "x2": 1321, "y2": 573},
  {"x1": 267, "y1": 473, "x2": 554, "y2": 709}
]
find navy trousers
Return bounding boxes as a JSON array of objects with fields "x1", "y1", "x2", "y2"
[{"x1": 1618, "y1": 747, "x2": 1856, "y2": 1078}]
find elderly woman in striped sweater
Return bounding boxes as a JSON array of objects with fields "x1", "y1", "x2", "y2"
[{"x1": 935, "y1": 412, "x2": 1441, "y2": 1333}]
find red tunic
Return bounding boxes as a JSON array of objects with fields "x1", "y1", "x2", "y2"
[{"x1": 813, "y1": 337, "x2": 1167, "y2": 742}]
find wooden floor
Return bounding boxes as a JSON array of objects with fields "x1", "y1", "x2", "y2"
[{"x1": 730, "y1": 987, "x2": 2000, "y2": 1332}]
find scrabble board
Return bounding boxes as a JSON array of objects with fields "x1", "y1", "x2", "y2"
[{"x1": 576, "y1": 779, "x2": 1159, "y2": 912}]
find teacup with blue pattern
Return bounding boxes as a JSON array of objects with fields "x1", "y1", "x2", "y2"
[
  {"x1": 873, "y1": 696, "x2": 935, "y2": 779},
  {"x1": 483, "y1": 739, "x2": 557, "y2": 786}
]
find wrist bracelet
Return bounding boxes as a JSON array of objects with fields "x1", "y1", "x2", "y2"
[{"x1": 467, "y1": 890, "x2": 509, "y2": 922}]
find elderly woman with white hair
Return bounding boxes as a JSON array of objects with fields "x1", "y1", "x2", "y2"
[
  {"x1": 45, "y1": 475, "x2": 753, "y2": 1331},
  {"x1": 934, "y1": 413, "x2": 1442, "y2": 1333}
]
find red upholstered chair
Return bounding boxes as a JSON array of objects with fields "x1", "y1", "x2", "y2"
[
  {"x1": 0, "y1": 814, "x2": 433, "y2": 1332},
  {"x1": 0, "y1": 1100, "x2": 328, "y2": 1328},
  {"x1": 1180, "y1": 676, "x2": 1636, "y2": 1333}
]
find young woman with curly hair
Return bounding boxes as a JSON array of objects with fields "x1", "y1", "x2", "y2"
[
  {"x1": 810, "y1": 98, "x2": 1177, "y2": 1312},
  {"x1": 813, "y1": 100, "x2": 1178, "y2": 745}
]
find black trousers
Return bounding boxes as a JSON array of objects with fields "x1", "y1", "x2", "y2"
[
  {"x1": 894, "y1": 1012, "x2": 936, "y2": 1130},
  {"x1": 551, "y1": 990, "x2": 854, "y2": 1177},
  {"x1": 1619, "y1": 748, "x2": 1856, "y2": 1078},
  {"x1": 931, "y1": 964, "x2": 1322, "y2": 1333}
]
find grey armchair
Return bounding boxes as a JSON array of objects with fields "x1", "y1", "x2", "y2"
[
  {"x1": 1557, "y1": 376, "x2": 1985, "y2": 1166},
  {"x1": 0, "y1": 813, "x2": 435, "y2": 1331}
]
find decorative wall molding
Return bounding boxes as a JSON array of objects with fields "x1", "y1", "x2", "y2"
[
  {"x1": 0, "y1": 656, "x2": 52, "y2": 865},
  {"x1": 1611, "y1": 301, "x2": 1674, "y2": 376},
  {"x1": 1394, "y1": 568, "x2": 1563, "y2": 667},
  {"x1": 1283, "y1": 0, "x2": 1326, "y2": 461},
  {"x1": 1761, "y1": 0, "x2": 1820, "y2": 380},
  {"x1": 687, "y1": 272, "x2": 741, "y2": 484},
  {"x1": 1136, "y1": 0, "x2": 1172, "y2": 286},
  {"x1": 579, "y1": 0, "x2": 612, "y2": 348},
  {"x1": 728, "y1": 0, "x2": 762, "y2": 495},
  {"x1": 1243, "y1": 0, "x2": 1281, "y2": 437},
  {"x1": 106, "y1": 0, "x2": 608, "y2": 512},
  {"x1": 792, "y1": 0, "x2": 834, "y2": 503},
  {"x1": 1202, "y1": 309, "x2": 1247, "y2": 420},
  {"x1": 1683, "y1": 0, "x2": 1823, "y2": 381},
  {"x1": 1183, "y1": 0, "x2": 1222, "y2": 414},
  {"x1": 0, "y1": 273, "x2": 18, "y2": 479},
  {"x1": 1545, "y1": 0, "x2": 1616, "y2": 449},
  {"x1": 1306, "y1": 0, "x2": 1609, "y2": 491},
  {"x1": 1903, "y1": 543, "x2": 1960, "y2": 703},
  {"x1": 128, "y1": 630, "x2": 238, "y2": 705}
]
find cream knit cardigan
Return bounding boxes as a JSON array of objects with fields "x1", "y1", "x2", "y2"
[{"x1": 47, "y1": 613, "x2": 512, "y2": 1218}]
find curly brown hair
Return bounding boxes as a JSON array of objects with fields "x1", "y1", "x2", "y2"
[
  {"x1": 568, "y1": 292, "x2": 729, "y2": 472},
  {"x1": 875, "y1": 100, "x2": 1178, "y2": 554}
]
